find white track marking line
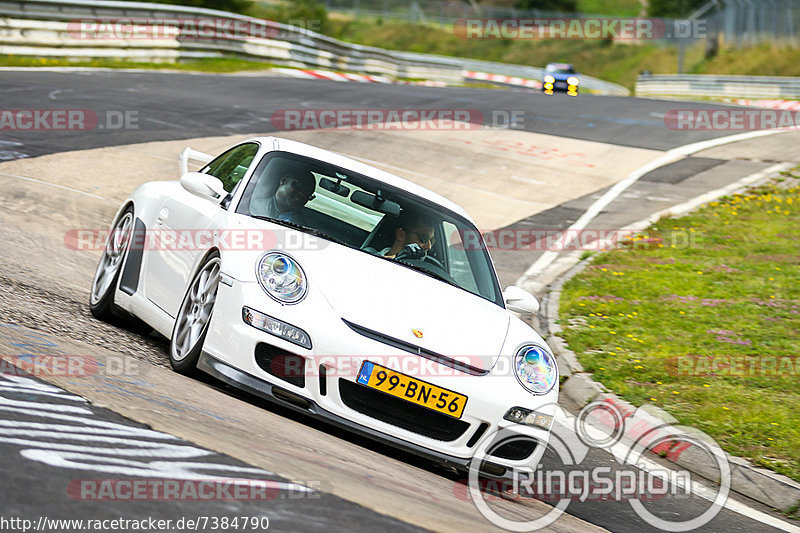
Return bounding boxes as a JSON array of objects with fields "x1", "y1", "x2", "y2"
[
  {"x1": 517, "y1": 129, "x2": 785, "y2": 284},
  {"x1": 576, "y1": 420, "x2": 800, "y2": 532},
  {"x1": 0, "y1": 172, "x2": 104, "y2": 199}
]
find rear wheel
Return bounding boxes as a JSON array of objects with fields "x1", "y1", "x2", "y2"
[
  {"x1": 89, "y1": 207, "x2": 133, "y2": 321},
  {"x1": 169, "y1": 252, "x2": 221, "y2": 374}
]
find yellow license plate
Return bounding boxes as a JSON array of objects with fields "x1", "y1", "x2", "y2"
[{"x1": 356, "y1": 361, "x2": 467, "y2": 419}]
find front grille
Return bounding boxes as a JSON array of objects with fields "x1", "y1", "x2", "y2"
[
  {"x1": 254, "y1": 342, "x2": 306, "y2": 388},
  {"x1": 338, "y1": 379, "x2": 470, "y2": 442},
  {"x1": 488, "y1": 436, "x2": 538, "y2": 461}
]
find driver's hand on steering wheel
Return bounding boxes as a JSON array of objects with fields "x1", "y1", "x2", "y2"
[{"x1": 395, "y1": 243, "x2": 426, "y2": 260}]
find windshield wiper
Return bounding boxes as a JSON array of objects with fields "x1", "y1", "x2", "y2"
[
  {"x1": 250, "y1": 216, "x2": 349, "y2": 247},
  {"x1": 393, "y1": 258, "x2": 461, "y2": 290}
]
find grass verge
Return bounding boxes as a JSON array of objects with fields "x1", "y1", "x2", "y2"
[
  {"x1": 0, "y1": 55, "x2": 277, "y2": 73},
  {"x1": 559, "y1": 168, "x2": 800, "y2": 482},
  {"x1": 322, "y1": 18, "x2": 800, "y2": 90}
]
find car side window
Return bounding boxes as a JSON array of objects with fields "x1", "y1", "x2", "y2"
[{"x1": 203, "y1": 142, "x2": 259, "y2": 192}]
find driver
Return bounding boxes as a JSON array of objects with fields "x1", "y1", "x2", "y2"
[
  {"x1": 251, "y1": 169, "x2": 316, "y2": 225},
  {"x1": 382, "y1": 210, "x2": 436, "y2": 260}
]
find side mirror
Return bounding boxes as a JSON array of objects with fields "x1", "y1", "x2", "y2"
[
  {"x1": 503, "y1": 285, "x2": 540, "y2": 315},
  {"x1": 180, "y1": 172, "x2": 226, "y2": 203}
]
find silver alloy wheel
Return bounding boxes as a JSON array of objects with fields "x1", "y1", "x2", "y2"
[
  {"x1": 172, "y1": 257, "x2": 221, "y2": 362},
  {"x1": 90, "y1": 211, "x2": 133, "y2": 305}
]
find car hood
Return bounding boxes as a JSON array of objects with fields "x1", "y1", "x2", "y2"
[{"x1": 296, "y1": 246, "x2": 510, "y2": 372}]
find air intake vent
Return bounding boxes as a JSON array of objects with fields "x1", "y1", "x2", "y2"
[
  {"x1": 254, "y1": 343, "x2": 306, "y2": 388},
  {"x1": 488, "y1": 436, "x2": 538, "y2": 461}
]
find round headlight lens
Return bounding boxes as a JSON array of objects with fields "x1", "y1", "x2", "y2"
[
  {"x1": 514, "y1": 345, "x2": 558, "y2": 395},
  {"x1": 257, "y1": 252, "x2": 307, "y2": 304},
  {"x1": 567, "y1": 76, "x2": 579, "y2": 86},
  {"x1": 544, "y1": 75, "x2": 555, "y2": 83}
]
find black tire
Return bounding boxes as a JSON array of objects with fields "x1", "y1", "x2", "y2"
[
  {"x1": 89, "y1": 207, "x2": 134, "y2": 321},
  {"x1": 169, "y1": 252, "x2": 221, "y2": 375}
]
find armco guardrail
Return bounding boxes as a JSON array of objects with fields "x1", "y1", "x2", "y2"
[
  {"x1": 0, "y1": 0, "x2": 464, "y2": 82},
  {"x1": 0, "y1": 0, "x2": 628, "y2": 95},
  {"x1": 636, "y1": 74, "x2": 800, "y2": 100}
]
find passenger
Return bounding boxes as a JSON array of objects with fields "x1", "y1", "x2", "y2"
[{"x1": 251, "y1": 170, "x2": 315, "y2": 225}]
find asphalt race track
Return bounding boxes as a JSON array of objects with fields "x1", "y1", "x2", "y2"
[
  {"x1": 1, "y1": 70, "x2": 797, "y2": 533},
  {"x1": 0, "y1": 69, "x2": 738, "y2": 159}
]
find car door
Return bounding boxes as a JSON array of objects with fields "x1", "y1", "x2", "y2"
[{"x1": 145, "y1": 143, "x2": 260, "y2": 317}]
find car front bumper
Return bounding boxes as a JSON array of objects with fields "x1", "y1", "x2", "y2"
[{"x1": 202, "y1": 277, "x2": 557, "y2": 475}]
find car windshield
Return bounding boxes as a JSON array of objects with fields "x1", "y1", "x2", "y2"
[
  {"x1": 546, "y1": 65, "x2": 576, "y2": 75},
  {"x1": 236, "y1": 151, "x2": 503, "y2": 306}
]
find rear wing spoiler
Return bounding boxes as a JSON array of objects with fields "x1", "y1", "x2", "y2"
[{"x1": 179, "y1": 147, "x2": 214, "y2": 177}]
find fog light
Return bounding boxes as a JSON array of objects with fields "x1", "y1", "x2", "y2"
[
  {"x1": 243, "y1": 306, "x2": 312, "y2": 349},
  {"x1": 503, "y1": 407, "x2": 554, "y2": 430}
]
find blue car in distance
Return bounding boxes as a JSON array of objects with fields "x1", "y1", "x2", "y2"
[{"x1": 542, "y1": 63, "x2": 580, "y2": 96}]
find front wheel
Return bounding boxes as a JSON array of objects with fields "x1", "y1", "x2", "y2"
[
  {"x1": 169, "y1": 252, "x2": 221, "y2": 374},
  {"x1": 89, "y1": 207, "x2": 133, "y2": 321}
]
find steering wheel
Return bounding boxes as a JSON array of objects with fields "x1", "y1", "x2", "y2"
[{"x1": 423, "y1": 254, "x2": 445, "y2": 270}]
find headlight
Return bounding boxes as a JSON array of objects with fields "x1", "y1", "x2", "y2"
[
  {"x1": 256, "y1": 252, "x2": 307, "y2": 304},
  {"x1": 544, "y1": 75, "x2": 555, "y2": 83},
  {"x1": 567, "y1": 76, "x2": 579, "y2": 86},
  {"x1": 514, "y1": 344, "x2": 558, "y2": 395}
]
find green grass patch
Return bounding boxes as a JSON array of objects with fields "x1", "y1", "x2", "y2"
[
  {"x1": 559, "y1": 169, "x2": 800, "y2": 482},
  {"x1": 0, "y1": 55, "x2": 277, "y2": 73},
  {"x1": 576, "y1": 0, "x2": 643, "y2": 16},
  {"x1": 322, "y1": 17, "x2": 800, "y2": 89}
]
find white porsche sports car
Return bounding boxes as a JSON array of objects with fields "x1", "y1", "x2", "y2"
[{"x1": 89, "y1": 137, "x2": 558, "y2": 477}]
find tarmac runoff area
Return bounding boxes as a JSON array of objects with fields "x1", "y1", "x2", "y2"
[{"x1": 1, "y1": 123, "x2": 799, "y2": 531}]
